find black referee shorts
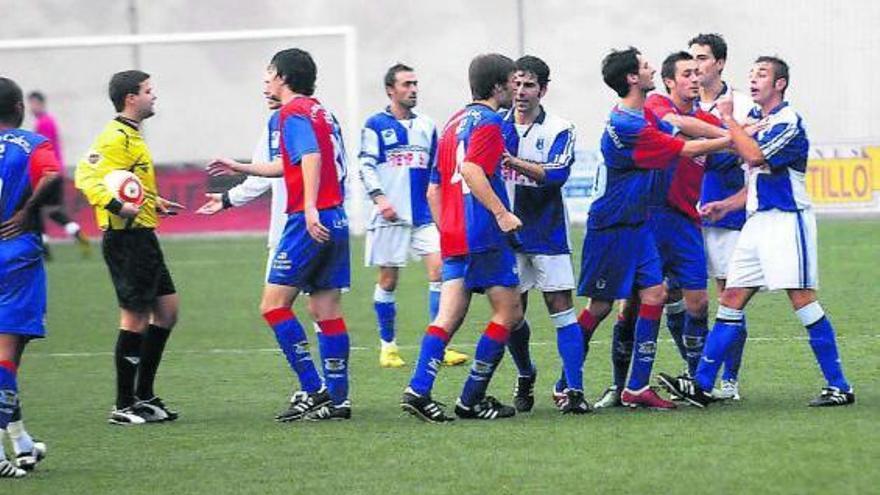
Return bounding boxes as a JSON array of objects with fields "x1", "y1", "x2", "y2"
[{"x1": 102, "y1": 229, "x2": 176, "y2": 312}]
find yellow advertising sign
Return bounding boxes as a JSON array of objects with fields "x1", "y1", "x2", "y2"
[{"x1": 806, "y1": 146, "x2": 880, "y2": 204}]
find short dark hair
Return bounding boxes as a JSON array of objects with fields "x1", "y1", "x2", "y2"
[
  {"x1": 661, "y1": 51, "x2": 694, "y2": 93},
  {"x1": 27, "y1": 91, "x2": 45, "y2": 103},
  {"x1": 602, "y1": 47, "x2": 641, "y2": 98},
  {"x1": 755, "y1": 55, "x2": 790, "y2": 95},
  {"x1": 468, "y1": 53, "x2": 516, "y2": 100},
  {"x1": 271, "y1": 48, "x2": 317, "y2": 96},
  {"x1": 688, "y1": 33, "x2": 728, "y2": 61},
  {"x1": 109, "y1": 70, "x2": 150, "y2": 112},
  {"x1": 0, "y1": 77, "x2": 24, "y2": 127},
  {"x1": 515, "y1": 55, "x2": 550, "y2": 89},
  {"x1": 384, "y1": 63, "x2": 414, "y2": 88}
]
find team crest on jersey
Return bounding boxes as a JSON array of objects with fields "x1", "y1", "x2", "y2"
[
  {"x1": 87, "y1": 151, "x2": 101, "y2": 164},
  {"x1": 381, "y1": 128, "x2": 398, "y2": 146},
  {"x1": 536, "y1": 138, "x2": 545, "y2": 150}
]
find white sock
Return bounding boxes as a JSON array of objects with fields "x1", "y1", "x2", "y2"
[
  {"x1": 6, "y1": 421, "x2": 34, "y2": 454},
  {"x1": 0, "y1": 429, "x2": 6, "y2": 460},
  {"x1": 64, "y1": 222, "x2": 81, "y2": 236}
]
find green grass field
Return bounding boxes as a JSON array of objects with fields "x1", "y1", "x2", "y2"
[{"x1": 6, "y1": 219, "x2": 879, "y2": 494}]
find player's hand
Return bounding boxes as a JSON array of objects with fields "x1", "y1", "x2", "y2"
[
  {"x1": 699, "y1": 201, "x2": 728, "y2": 223},
  {"x1": 716, "y1": 96, "x2": 734, "y2": 120},
  {"x1": 305, "y1": 206, "x2": 331, "y2": 243},
  {"x1": 195, "y1": 193, "x2": 223, "y2": 215},
  {"x1": 375, "y1": 195, "x2": 399, "y2": 222},
  {"x1": 118, "y1": 202, "x2": 141, "y2": 218},
  {"x1": 206, "y1": 158, "x2": 242, "y2": 176},
  {"x1": 743, "y1": 119, "x2": 769, "y2": 137},
  {"x1": 495, "y1": 210, "x2": 522, "y2": 233},
  {"x1": 156, "y1": 196, "x2": 185, "y2": 217},
  {"x1": 0, "y1": 210, "x2": 30, "y2": 239}
]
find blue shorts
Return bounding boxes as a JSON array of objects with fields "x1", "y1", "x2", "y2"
[
  {"x1": 577, "y1": 224, "x2": 663, "y2": 301},
  {"x1": 267, "y1": 207, "x2": 350, "y2": 293},
  {"x1": 441, "y1": 249, "x2": 519, "y2": 292},
  {"x1": 0, "y1": 234, "x2": 47, "y2": 338},
  {"x1": 649, "y1": 208, "x2": 708, "y2": 291}
]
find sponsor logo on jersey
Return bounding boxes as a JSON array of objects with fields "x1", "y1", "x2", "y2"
[{"x1": 381, "y1": 128, "x2": 398, "y2": 146}]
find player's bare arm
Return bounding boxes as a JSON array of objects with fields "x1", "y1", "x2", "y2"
[
  {"x1": 301, "y1": 151, "x2": 330, "y2": 243},
  {"x1": 502, "y1": 152, "x2": 546, "y2": 183},
  {"x1": 717, "y1": 98, "x2": 766, "y2": 166},
  {"x1": 371, "y1": 193, "x2": 399, "y2": 222},
  {"x1": 426, "y1": 182, "x2": 441, "y2": 225},
  {"x1": 700, "y1": 185, "x2": 747, "y2": 222},
  {"x1": 460, "y1": 161, "x2": 522, "y2": 233},
  {"x1": 206, "y1": 156, "x2": 284, "y2": 177},
  {"x1": 680, "y1": 134, "x2": 731, "y2": 158},
  {"x1": 663, "y1": 113, "x2": 728, "y2": 139},
  {"x1": 0, "y1": 172, "x2": 60, "y2": 239},
  {"x1": 156, "y1": 196, "x2": 185, "y2": 216}
]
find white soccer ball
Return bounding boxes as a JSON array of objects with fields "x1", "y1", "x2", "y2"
[{"x1": 103, "y1": 170, "x2": 145, "y2": 206}]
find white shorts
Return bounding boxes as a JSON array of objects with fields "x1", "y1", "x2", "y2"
[
  {"x1": 726, "y1": 209, "x2": 819, "y2": 291},
  {"x1": 703, "y1": 227, "x2": 741, "y2": 279},
  {"x1": 364, "y1": 224, "x2": 440, "y2": 267},
  {"x1": 516, "y1": 253, "x2": 576, "y2": 293}
]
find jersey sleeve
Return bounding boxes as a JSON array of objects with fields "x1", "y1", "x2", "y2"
[
  {"x1": 632, "y1": 125, "x2": 685, "y2": 169},
  {"x1": 758, "y1": 122, "x2": 802, "y2": 170},
  {"x1": 645, "y1": 94, "x2": 676, "y2": 120},
  {"x1": 358, "y1": 126, "x2": 383, "y2": 197},
  {"x1": 282, "y1": 114, "x2": 319, "y2": 164},
  {"x1": 464, "y1": 123, "x2": 504, "y2": 175},
  {"x1": 544, "y1": 126, "x2": 576, "y2": 186},
  {"x1": 27, "y1": 142, "x2": 61, "y2": 188},
  {"x1": 74, "y1": 129, "x2": 132, "y2": 209}
]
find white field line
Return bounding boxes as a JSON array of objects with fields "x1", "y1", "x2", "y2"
[{"x1": 27, "y1": 334, "x2": 879, "y2": 359}]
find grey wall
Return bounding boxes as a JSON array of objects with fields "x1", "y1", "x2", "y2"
[{"x1": 5, "y1": 0, "x2": 879, "y2": 167}]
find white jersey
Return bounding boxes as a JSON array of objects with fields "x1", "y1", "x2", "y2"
[
  {"x1": 698, "y1": 82, "x2": 754, "y2": 124},
  {"x1": 358, "y1": 109, "x2": 437, "y2": 230},
  {"x1": 226, "y1": 111, "x2": 286, "y2": 249}
]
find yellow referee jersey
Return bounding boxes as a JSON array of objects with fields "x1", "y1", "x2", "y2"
[{"x1": 75, "y1": 117, "x2": 159, "y2": 230}]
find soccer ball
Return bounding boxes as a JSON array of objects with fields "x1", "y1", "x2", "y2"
[{"x1": 103, "y1": 170, "x2": 145, "y2": 206}]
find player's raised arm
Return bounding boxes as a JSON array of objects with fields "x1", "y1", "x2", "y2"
[{"x1": 716, "y1": 97, "x2": 766, "y2": 167}]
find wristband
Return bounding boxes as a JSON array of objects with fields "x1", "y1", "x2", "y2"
[{"x1": 221, "y1": 191, "x2": 233, "y2": 209}]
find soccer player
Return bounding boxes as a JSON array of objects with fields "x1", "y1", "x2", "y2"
[
  {"x1": 0, "y1": 77, "x2": 59, "y2": 478},
  {"x1": 498, "y1": 55, "x2": 588, "y2": 413},
  {"x1": 689, "y1": 33, "x2": 755, "y2": 400},
  {"x1": 658, "y1": 56, "x2": 855, "y2": 408},
  {"x1": 207, "y1": 48, "x2": 353, "y2": 421},
  {"x1": 75, "y1": 70, "x2": 184, "y2": 425},
  {"x1": 577, "y1": 47, "x2": 729, "y2": 410},
  {"x1": 400, "y1": 53, "x2": 523, "y2": 422},
  {"x1": 358, "y1": 63, "x2": 467, "y2": 369},
  {"x1": 26, "y1": 91, "x2": 91, "y2": 257}
]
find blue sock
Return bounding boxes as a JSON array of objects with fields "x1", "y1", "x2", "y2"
[
  {"x1": 428, "y1": 281, "x2": 441, "y2": 322},
  {"x1": 627, "y1": 304, "x2": 662, "y2": 390},
  {"x1": 695, "y1": 306, "x2": 745, "y2": 391},
  {"x1": 722, "y1": 316, "x2": 747, "y2": 381},
  {"x1": 553, "y1": 309, "x2": 584, "y2": 392},
  {"x1": 460, "y1": 322, "x2": 510, "y2": 406},
  {"x1": 316, "y1": 319, "x2": 350, "y2": 405},
  {"x1": 0, "y1": 361, "x2": 18, "y2": 429},
  {"x1": 507, "y1": 319, "x2": 535, "y2": 377},
  {"x1": 665, "y1": 300, "x2": 688, "y2": 362},
  {"x1": 263, "y1": 308, "x2": 322, "y2": 394},
  {"x1": 373, "y1": 285, "x2": 396, "y2": 344},
  {"x1": 409, "y1": 325, "x2": 449, "y2": 396},
  {"x1": 683, "y1": 312, "x2": 709, "y2": 376},
  {"x1": 798, "y1": 302, "x2": 850, "y2": 391},
  {"x1": 611, "y1": 315, "x2": 634, "y2": 390},
  {"x1": 554, "y1": 369, "x2": 567, "y2": 394}
]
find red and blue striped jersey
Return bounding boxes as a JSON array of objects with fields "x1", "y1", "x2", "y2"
[
  {"x1": 434, "y1": 103, "x2": 510, "y2": 257},
  {"x1": 279, "y1": 97, "x2": 347, "y2": 213},
  {"x1": 1, "y1": 129, "x2": 59, "y2": 226}
]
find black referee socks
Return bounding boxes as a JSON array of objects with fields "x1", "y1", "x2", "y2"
[
  {"x1": 136, "y1": 324, "x2": 172, "y2": 400},
  {"x1": 115, "y1": 330, "x2": 143, "y2": 409}
]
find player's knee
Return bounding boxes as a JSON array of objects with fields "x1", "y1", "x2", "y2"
[
  {"x1": 378, "y1": 268, "x2": 399, "y2": 291},
  {"x1": 544, "y1": 291, "x2": 573, "y2": 314},
  {"x1": 718, "y1": 289, "x2": 747, "y2": 310},
  {"x1": 685, "y1": 293, "x2": 709, "y2": 318},
  {"x1": 787, "y1": 289, "x2": 817, "y2": 311},
  {"x1": 119, "y1": 310, "x2": 150, "y2": 332},
  {"x1": 640, "y1": 285, "x2": 667, "y2": 307}
]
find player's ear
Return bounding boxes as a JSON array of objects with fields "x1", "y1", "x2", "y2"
[
  {"x1": 774, "y1": 77, "x2": 788, "y2": 94},
  {"x1": 539, "y1": 85, "x2": 548, "y2": 99},
  {"x1": 626, "y1": 73, "x2": 639, "y2": 86}
]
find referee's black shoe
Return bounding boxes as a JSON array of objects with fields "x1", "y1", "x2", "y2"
[{"x1": 136, "y1": 396, "x2": 179, "y2": 422}]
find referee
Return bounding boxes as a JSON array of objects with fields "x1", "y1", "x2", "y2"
[{"x1": 74, "y1": 70, "x2": 183, "y2": 425}]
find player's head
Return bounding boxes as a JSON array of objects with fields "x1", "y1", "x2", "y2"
[
  {"x1": 0, "y1": 77, "x2": 25, "y2": 128},
  {"x1": 26, "y1": 90, "x2": 46, "y2": 116},
  {"x1": 750, "y1": 56, "x2": 789, "y2": 105},
  {"x1": 261, "y1": 69, "x2": 283, "y2": 111},
  {"x1": 109, "y1": 70, "x2": 155, "y2": 120},
  {"x1": 661, "y1": 51, "x2": 700, "y2": 103},
  {"x1": 688, "y1": 33, "x2": 727, "y2": 87},
  {"x1": 469, "y1": 53, "x2": 517, "y2": 108},
  {"x1": 269, "y1": 48, "x2": 317, "y2": 98},
  {"x1": 602, "y1": 47, "x2": 654, "y2": 98},
  {"x1": 513, "y1": 55, "x2": 549, "y2": 114},
  {"x1": 384, "y1": 63, "x2": 418, "y2": 110}
]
